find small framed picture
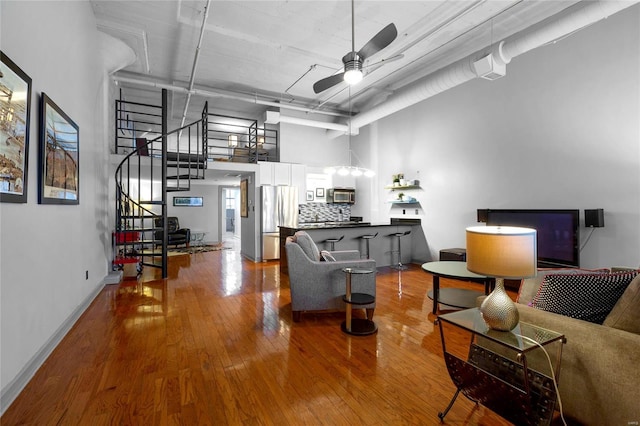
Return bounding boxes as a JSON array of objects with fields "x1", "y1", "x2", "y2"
[
  {"x1": 240, "y1": 179, "x2": 248, "y2": 217},
  {"x1": 173, "y1": 196, "x2": 203, "y2": 207},
  {"x1": 316, "y1": 188, "x2": 324, "y2": 198},
  {"x1": 306, "y1": 190, "x2": 314, "y2": 201}
]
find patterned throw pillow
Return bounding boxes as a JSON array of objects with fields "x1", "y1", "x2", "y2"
[
  {"x1": 530, "y1": 271, "x2": 639, "y2": 324},
  {"x1": 320, "y1": 250, "x2": 336, "y2": 262},
  {"x1": 516, "y1": 268, "x2": 609, "y2": 305},
  {"x1": 603, "y1": 274, "x2": 640, "y2": 333}
]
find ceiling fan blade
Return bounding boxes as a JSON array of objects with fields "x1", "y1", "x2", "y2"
[
  {"x1": 358, "y1": 23, "x2": 397, "y2": 60},
  {"x1": 313, "y1": 72, "x2": 345, "y2": 94}
]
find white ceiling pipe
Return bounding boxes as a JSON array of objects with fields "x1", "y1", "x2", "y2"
[
  {"x1": 114, "y1": 75, "x2": 190, "y2": 93},
  {"x1": 500, "y1": 0, "x2": 635, "y2": 61},
  {"x1": 278, "y1": 115, "x2": 349, "y2": 133},
  {"x1": 328, "y1": 0, "x2": 638, "y2": 139},
  {"x1": 112, "y1": 75, "x2": 349, "y2": 118},
  {"x1": 180, "y1": 0, "x2": 212, "y2": 130}
]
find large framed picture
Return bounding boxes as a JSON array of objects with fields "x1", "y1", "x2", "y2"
[
  {"x1": 0, "y1": 52, "x2": 32, "y2": 203},
  {"x1": 39, "y1": 93, "x2": 79, "y2": 205},
  {"x1": 240, "y1": 178, "x2": 248, "y2": 217}
]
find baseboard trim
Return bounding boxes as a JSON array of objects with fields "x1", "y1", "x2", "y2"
[{"x1": 0, "y1": 278, "x2": 108, "y2": 415}]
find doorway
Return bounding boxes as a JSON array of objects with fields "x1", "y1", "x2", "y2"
[{"x1": 222, "y1": 187, "x2": 241, "y2": 249}]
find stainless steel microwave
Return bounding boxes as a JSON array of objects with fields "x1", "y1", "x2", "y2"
[{"x1": 327, "y1": 188, "x2": 355, "y2": 204}]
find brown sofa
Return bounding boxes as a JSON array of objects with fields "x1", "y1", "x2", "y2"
[{"x1": 514, "y1": 269, "x2": 640, "y2": 425}]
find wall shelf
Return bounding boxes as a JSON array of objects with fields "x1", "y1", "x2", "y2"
[{"x1": 384, "y1": 185, "x2": 420, "y2": 190}]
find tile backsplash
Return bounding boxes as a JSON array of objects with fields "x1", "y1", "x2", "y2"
[{"x1": 299, "y1": 203, "x2": 351, "y2": 222}]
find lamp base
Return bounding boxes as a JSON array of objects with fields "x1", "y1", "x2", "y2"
[{"x1": 480, "y1": 278, "x2": 519, "y2": 331}]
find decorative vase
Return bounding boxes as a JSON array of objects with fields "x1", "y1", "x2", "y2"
[{"x1": 480, "y1": 278, "x2": 519, "y2": 331}]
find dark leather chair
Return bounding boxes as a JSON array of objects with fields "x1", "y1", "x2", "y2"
[{"x1": 154, "y1": 217, "x2": 191, "y2": 247}]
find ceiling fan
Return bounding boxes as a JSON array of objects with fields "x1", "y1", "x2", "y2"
[{"x1": 312, "y1": 0, "x2": 398, "y2": 94}]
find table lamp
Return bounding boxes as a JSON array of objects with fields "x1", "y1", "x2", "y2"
[{"x1": 466, "y1": 226, "x2": 537, "y2": 331}]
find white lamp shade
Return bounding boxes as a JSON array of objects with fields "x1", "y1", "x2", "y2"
[{"x1": 466, "y1": 226, "x2": 537, "y2": 279}]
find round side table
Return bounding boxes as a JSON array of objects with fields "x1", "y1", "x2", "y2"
[{"x1": 341, "y1": 267, "x2": 377, "y2": 336}]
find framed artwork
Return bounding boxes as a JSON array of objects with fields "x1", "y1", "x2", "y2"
[
  {"x1": 0, "y1": 52, "x2": 32, "y2": 203},
  {"x1": 240, "y1": 178, "x2": 248, "y2": 217},
  {"x1": 39, "y1": 93, "x2": 79, "y2": 204},
  {"x1": 316, "y1": 188, "x2": 325, "y2": 198},
  {"x1": 173, "y1": 196, "x2": 203, "y2": 207},
  {"x1": 306, "y1": 190, "x2": 314, "y2": 201}
]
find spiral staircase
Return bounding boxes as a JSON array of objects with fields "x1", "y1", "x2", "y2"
[{"x1": 113, "y1": 89, "x2": 207, "y2": 278}]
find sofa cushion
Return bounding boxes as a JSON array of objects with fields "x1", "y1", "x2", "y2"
[
  {"x1": 294, "y1": 231, "x2": 320, "y2": 261},
  {"x1": 320, "y1": 250, "x2": 336, "y2": 262},
  {"x1": 603, "y1": 274, "x2": 640, "y2": 333},
  {"x1": 516, "y1": 267, "x2": 609, "y2": 305},
  {"x1": 530, "y1": 270, "x2": 639, "y2": 324}
]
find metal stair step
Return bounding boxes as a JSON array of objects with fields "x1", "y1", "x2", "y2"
[
  {"x1": 167, "y1": 174, "x2": 203, "y2": 180},
  {"x1": 166, "y1": 152, "x2": 205, "y2": 162},
  {"x1": 119, "y1": 215, "x2": 158, "y2": 220},
  {"x1": 167, "y1": 162, "x2": 207, "y2": 170}
]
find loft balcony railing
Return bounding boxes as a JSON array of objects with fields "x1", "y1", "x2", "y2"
[{"x1": 115, "y1": 93, "x2": 279, "y2": 163}]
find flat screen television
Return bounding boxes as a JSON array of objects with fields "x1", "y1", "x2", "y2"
[{"x1": 482, "y1": 209, "x2": 580, "y2": 268}]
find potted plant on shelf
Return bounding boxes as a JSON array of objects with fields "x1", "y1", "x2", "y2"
[{"x1": 397, "y1": 192, "x2": 405, "y2": 201}]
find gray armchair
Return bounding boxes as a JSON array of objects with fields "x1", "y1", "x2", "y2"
[{"x1": 285, "y1": 231, "x2": 376, "y2": 322}]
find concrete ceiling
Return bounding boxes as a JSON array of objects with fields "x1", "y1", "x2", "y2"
[{"x1": 91, "y1": 0, "x2": 582, "y2": 123}]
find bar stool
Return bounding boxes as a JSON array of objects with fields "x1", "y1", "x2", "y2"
[
  {"x1": 388, "y1": 230, "x2": 411, "y2": 270},
  {"x1": 323, "y1": 235, "x2": 344, "y2": 251},
  {"x1": 358, "y1": 232, "x2": 378, "y2": 259}
]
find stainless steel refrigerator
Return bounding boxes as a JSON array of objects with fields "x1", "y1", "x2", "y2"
[{"x1": 261, "y1": 185, "x2": 298, "y2": 260}]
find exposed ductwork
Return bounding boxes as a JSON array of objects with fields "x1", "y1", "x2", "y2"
[
  {"x1": 327, "y1": 0, "x2": 639, "y2": 138},
  {"x1": 264, "y1": 111, "x2": 349, "y2": 133},
  {"x1": 99, "y1": 32, "x2": 136, "y2": 74}
]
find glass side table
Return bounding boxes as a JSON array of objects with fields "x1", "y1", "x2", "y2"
[
  {"x1": 341, "y1": 268, "x2": 377, "y2": 336},
  {"x1": 422, "y1": 261, "x2": 494, "y2": 314},
  {"x1": 437, "y1": 308, "x2": 565, "y2": 425}
]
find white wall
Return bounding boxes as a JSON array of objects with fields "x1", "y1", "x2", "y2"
[
  {"x1": 351, "y1": 4, "x2": 640, "y2": 268},
  {"x1": 167, "y1": 184, "x2": 220, "y2": 244},
  {"x1": 279, "y1": 121, "x2": 349, "y2": 167},
  {"x1": 0, "y1": 0, "x2": 109, "y2": 409}
]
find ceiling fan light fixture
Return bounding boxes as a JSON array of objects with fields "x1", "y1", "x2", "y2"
[{"x1": 344, "y1": 69, "x2": 363, "y2": 85}]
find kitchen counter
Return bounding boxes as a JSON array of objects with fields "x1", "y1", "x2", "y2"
[
  {"x1": 279, "y1": 219, "x2": 427, "y2": 273},
  {"x1": 295, "y1": 221, "x2": 383, "y2": 229}
]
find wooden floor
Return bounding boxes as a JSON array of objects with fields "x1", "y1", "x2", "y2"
[{"x1": 2, "y1": 248, "x2": 522, "y2": 425}]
